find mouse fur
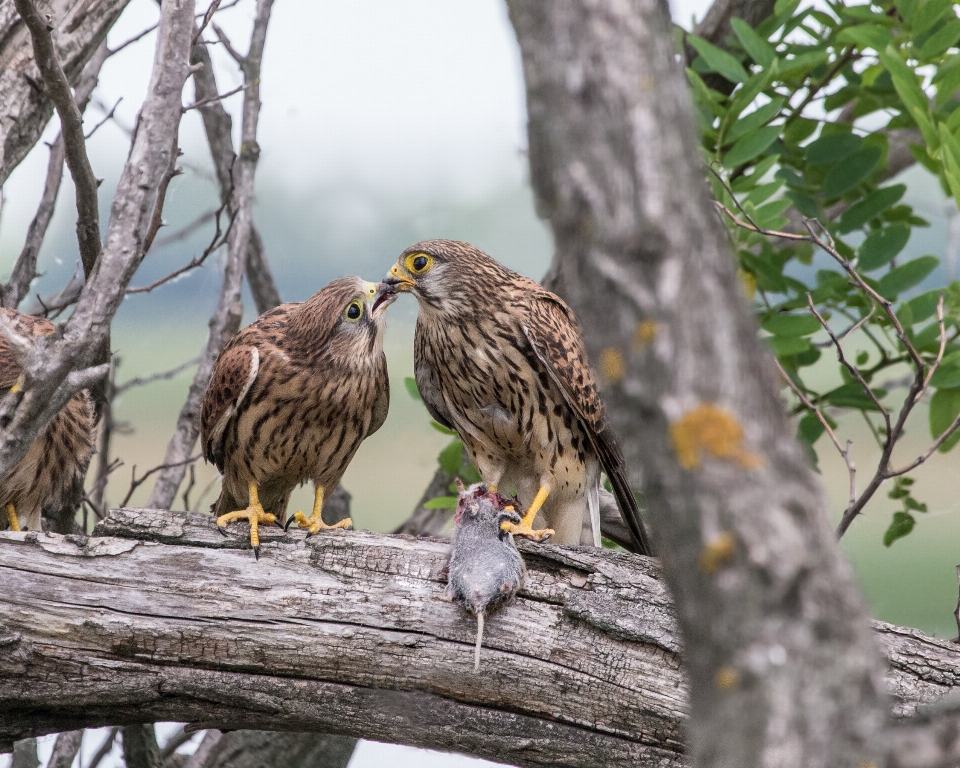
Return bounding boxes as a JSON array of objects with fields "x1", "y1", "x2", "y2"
[{"x1": 444, "y1": 480, "x2": 527, "y2": 670}]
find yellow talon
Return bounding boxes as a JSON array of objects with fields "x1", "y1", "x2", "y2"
[
  {"x1": 289, "y1": 486, "x2": 352, "y2": 536},
  {"x1": 6, "y1": 503, "x2": 20, "y2": 532},
  {"x1": 500, "y1": 485, "x2": 554, "y2": 541},
  {"x1": 216, "y1": 481, "x2": 277, "y2": 558}
]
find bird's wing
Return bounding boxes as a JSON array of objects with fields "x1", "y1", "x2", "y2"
[
  {"x1": 522, "y1": 292, "x2": 652, "y2": 556},
  {"x1": 368, "y1": 351, "x2": 391, "y2": 436},
  {"x1": 0, "y1": 309, "x2": 54, "y2": 390},
  {"x1": 413, "y1": 320, "x2": 456, "y2": 431},
  {"x1": 200, "y1": 342, "x2": 261, "y2": 471}
]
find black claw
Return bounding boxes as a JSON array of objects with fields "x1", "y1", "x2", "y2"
[
  {"x1": 283, "y1": 517, "x2": 297, "y2": 532},
  {"x1": 253, "y1": 545, "x2": 260, "y2": 560},
  {"x1": 275, "y1": 519, "x2": 285, "y2": 529},
  {"x1": 305, "y1": 531, "x2": 313, "y2": 540},
  {"x1": 217, "y1": 525, "x2": 228, "y2": 537}
]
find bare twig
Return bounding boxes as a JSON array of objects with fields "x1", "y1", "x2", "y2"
[
  {"x1": 122, "y1": 455, "x2": 202, "y2": 508},
  {"x1": 212, "y1": 22, "x2": 245, "y2": 65},
  {"x1": 183, "y1": 81, "x2": 249, "y2": 112},
  {"x1": 116, "y1": 357, "x2": 199, "y2": 395},
  {"x1": 84, "y1": 97, "x2": 123, "y2": 139},
  {"x1": 14, "y1": 0, "x2": 102, "y2": 279},
  {"x1": 148, "y1": 0, "x2": 276, "y2": 508},
  {"x1": 127, "y1": 198, "x2": 231, "y2": 295},
  {"x1": 153, "y1": 208, "x2": 217, "y2": 247},
  {"x1": 88, "y1": 728, "x2": 120, "y2": 768},
  {"x1": 194, "y1": 0, "x2": 222, "y2": 46},
  {"x1": 159, "y1": 726, "x2": 194, "y2": 760}
]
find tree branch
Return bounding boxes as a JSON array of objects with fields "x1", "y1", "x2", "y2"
[
  {"x1": 0, "y1": 0, "x2": 195, "y2": 502},
  {"x1": 147, "y1": 0, "x2": 275, "y2": 509},
  {"x1": 0, "y1": 0, "x2": 131, "y2": 186},
  {"x1": 3, "y1": 510, "x2": 960, "y2": 767}
]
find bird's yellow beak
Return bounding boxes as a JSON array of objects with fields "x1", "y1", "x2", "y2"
[{"x1": 383, "y1": 264, "x2": 416, "y2": 292}]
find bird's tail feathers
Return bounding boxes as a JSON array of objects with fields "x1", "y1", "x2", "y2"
[{"x1": 609, "y1": 469, "x2": 653, "y2": 556}]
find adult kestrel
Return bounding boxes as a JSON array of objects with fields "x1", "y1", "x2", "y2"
[
  {"x1": 201, "y1": 276, "x2": 395, "y2": 557},
  {"x1": 0, "y1": 308, "x2": 96, "y2": 532},
  {"x1": 378, "y1": 240, "x2": 651, "y2": 555}
]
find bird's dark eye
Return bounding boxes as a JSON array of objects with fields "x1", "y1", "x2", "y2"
[
  {"x1": 344, "y1": 300, "x2": 363, "y2": 321},
  {"x1": 413, "y1": 256, "x2": 428, "y2": 271}
]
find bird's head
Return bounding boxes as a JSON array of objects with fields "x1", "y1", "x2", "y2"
[
  {"x1": 375, "y1": 239, "x2": 511, "y2": 313},
  {"x1": 298, "y1": 276, "x2": 395, "y2": 360}
]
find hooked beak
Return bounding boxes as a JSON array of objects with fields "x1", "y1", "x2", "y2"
[
  {"x1": 383, "y1": 264, "x2": 416, "y2": 291},
  {"x1": 371, "y1": 281, "x2": 398, "y2": 314}
]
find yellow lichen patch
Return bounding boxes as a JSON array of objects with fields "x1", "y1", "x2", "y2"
[
  {"x1": 858, "y1": 763, "x2": 878, "y2": 768},
  {"x1": 737, "y1": 269, "x2": 756, "y2": 300},
  {"x1": 669, "y1": 403, "x2": 763, "y2": 471},
  {"x1": 600, "y1": 348, "x2": 626, "y2": 383},
  {"x1": 699, "y1": 531, "x2": 736, "y2": 574},
  {"x1": 715, "y1": 666, "x2": 740, "y2": 690},
  {"x1": 633, "y1": 320, "x2": 658, "y2": 350}
]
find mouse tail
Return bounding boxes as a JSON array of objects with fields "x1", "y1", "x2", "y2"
[{"x1": 474, "y1": 612, "x2": 485, "y2": 672}]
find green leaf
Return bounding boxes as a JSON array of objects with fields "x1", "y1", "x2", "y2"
[
  {"x1": 438, "y1": 439, "x2": 464, "y2": 475},
  {"x1": 784, "y1": 117, "x2": 819, "y2": 145},
  {"x1": 935, "y1": 58, "x2": 960, "y2": 108},
  {"x1": 857, "y1": 224, "x2": 911, "y2": 271},
  {"x1": 768, "y1": 335, "x2": 811, "y2": 355},
  {"x1": 745, "y1": 180, "x2": 784, "y2": 206},
  {"x1": 904, "y1": 497, "x2": 928, "y2": 513},
  {"x1": 883, "y1": 511, "x2": 915, "y2": 546},
  {"x1": 826, "y1": 382, "x2": 885, "y2": 410},
  {"x1": 929, "y1": 359, "x2": 960, "y2": 389},
  {"x1": 879, "y1": 46, "x2": 937, "y2": 148},
  {"x1": 403, "y1": 376, "x2": 422, "y2": 401},
  {"x1": 821, "y1": 146, "x2": 882, "y2": 199},
  {"x1": 919, "y1": 17, "x2": 960, "y2": 60},
  {"x1": 804, "y1": 132, "x2": 863, "y2": 165},
  {"x1": 914, "y1": 0, "x2": 953, "y2": 34},
  {"x1": 762, "y1": 314, "x2": 822, "y2": 335},
  {"x1": 424, "y1": 496, "x2": 458, "y2": 510},
  {"x1": 731, "y1": 17, "x2": 777, "y2": 66},
  {"x1": 837, "y1": 24, "x2": 892, "y2": 51},
  {"x1": 797, "y1": 411, "x2": 825, "y2": 444},
  {"x1": 723, "y1": 125, "x2": 782, "y2": 167},
  {"x1": 726, "y1": 98, "x2": 787, "y2": 143},
  {"x1": 779, "y1": 50, "x2": 830, "y2": 79},
  {"x1": 726, "y1": 64, "x2": 781, "y2": 123},
  {"x1": 906, "y1": 289, "x2": 942, "y2": 323},
  {"x1": 430, "y1": 420, "x2": 457, "y2": 436},
  {"x1": 930, "y1": 387, "x2": 960, "y2": 451},
  {"x1": 688, "y1": 35, "x2": 750, "y2": 84},
  {"x1": 878, "y1": 256, "x2": 939, "y2": 299},
  {"x1": 837, "y1": 184, "x2": 907, "y2": 232}
]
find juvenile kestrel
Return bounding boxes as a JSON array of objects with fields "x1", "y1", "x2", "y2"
[
  {"x1": 378, "y1": 240, "x2": 651, "y2": 555},
  {"x1": 201, "y1": 276, "x2": 395, "y2": 557},
  {"x1": 0, "y1": 308, "x2": 96, "y2": 532}
]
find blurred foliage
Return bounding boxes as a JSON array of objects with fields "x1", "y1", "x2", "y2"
[{"x1": 686, "y1": 0, "x2": 960, "y2": 544}]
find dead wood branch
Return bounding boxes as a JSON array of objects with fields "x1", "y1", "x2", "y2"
[
  {"x1": 0, "y1": 0, "x2": 131, "y2": 186},
  {"x1": 0, "y1": 0, "x2": 195, "y2": 501},
  {"x1": 147, "y1": 0, "x2": 275, "y2": 509},
  {"x1": 15, "y1": 0, "x2": 102, "y2": 278},
  {"x1": 1, "y1": 509, "x2": 960, "y2": 767}
]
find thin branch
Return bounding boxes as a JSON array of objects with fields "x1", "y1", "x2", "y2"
[
  {"x1": 153, "y1": 208, "x2": 217, "y2": 248},
  {"x1": 917, "y1": 294, "x2": 947, "y2": 401},
  {"x1": 116, "y1": 357, "x2": 200, "y2": 395},
  {"x1": 159, "y1": 727, "x2": 194, "y2": 760},
  {"x1": 14, "y1": 0, "x2": 102, "y2": 279},
  {"x1": 88, "y1": 728, "x2": 119, "y2": 768},
  {"x1": 182, "y1": 81, "x2": 248, "y2": 112},
  {"x1": 110, "y1": 23, "x2": 160, "y2": 56},
  {"x1": 193, "y1": 0, "x2": 222, "y2": 46},
  {"x1": 84, "y1": 97, "x2": 123, "y2": 139},
  {"x1": 212, "y1": 22, "x2": 245, "y2": 65},
  {"x1": 121, "y1": 455, "x2": 202, "y2": 508}
]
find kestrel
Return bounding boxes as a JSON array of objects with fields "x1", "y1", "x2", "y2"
[
  {"x1": 378, "y1": 240, "x2": 651, "y2": 555},
  {"x1": 201, "y1": 276, "x2": 395, "y2": 557},
  {"x1": 0, "y1": 308, "x2": 96, "y2": 532}
]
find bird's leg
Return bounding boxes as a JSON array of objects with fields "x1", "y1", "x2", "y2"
[
  {"x1": 216, "y1": 481, "x2": 278, "y2": 559},
  {"x1": 5, "y1": 503, "x2": 20, "y2": 532},
  {"x1": 287, "y1": 485, "x2": 353, "y2": 537},
  {"x1": 501, "y1": 485, "x2": 555, "y2": 541}
]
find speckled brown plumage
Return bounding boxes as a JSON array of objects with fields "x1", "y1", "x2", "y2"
[
  {"x1": 200, "y1": 276, "x2": 393, "y2": 555},
  {"x1": 0, "y1": 308, "x2": 95, "y2": 532},
  {"x1": 382, "y1": 239, "x2": 650, "y2": 554}
]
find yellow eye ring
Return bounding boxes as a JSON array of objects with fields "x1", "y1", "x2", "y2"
[
  {"x1": 405, "y1": 253, "x2": 433, "y2": 274},
  {"x1": 344, "y1": 299, "x2": 363, "y2": 321}
]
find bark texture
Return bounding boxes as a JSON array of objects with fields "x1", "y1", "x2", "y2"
[
  {"x1": 0, "y1": 0, "x2": 130, "y2": 185},
  {"x1": 1, "y1": 510, "x2": 960, "y2": 768},
  {"x1": 509, "y1": 1, "x2": 890, "y2": 766}
]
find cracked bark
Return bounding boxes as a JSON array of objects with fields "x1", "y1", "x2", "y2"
[{"x1": 1, "y1": 509, "x2": 960, "y2": 768}]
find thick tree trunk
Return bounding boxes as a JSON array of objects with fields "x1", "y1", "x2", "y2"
[
  {"x1": 0, "y1": 0, "x2": 130, "y2": 185},
  {"x1": 509, "y1": 1, "x2": 890, "y2": 766},
  {"x1": 1, "y1": 510, "x2": 959, "y2": 768}
]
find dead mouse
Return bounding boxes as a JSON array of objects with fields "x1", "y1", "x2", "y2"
[{"x1": 444, "y1": 480, "x2": 527, "y2": 671}]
